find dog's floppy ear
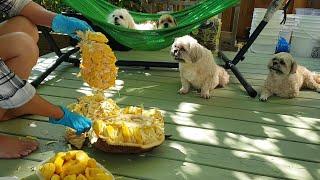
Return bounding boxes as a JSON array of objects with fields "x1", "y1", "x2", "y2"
[
  {"x1": 127, "y1": 20, "x2": 135, "y2": 29},
  {"x1": 267, "y1": 58, "x2": 274, "y2": 69},
  {"x1": 290, "y1": 60, "x2": 297, "y2": 74},
  {"x1": 189, "y1": 43, "x2": 202, "y2": 63},
  {"x1": 173, "y1": 18, "x2": 177, "y2": 26}
]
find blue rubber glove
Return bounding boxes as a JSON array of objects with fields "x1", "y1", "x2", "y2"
[
  {"x1": 51, "y1": 14, "x2": 93, "y2": 39},
  {"x1": 49, "y1": 106, "x2": 92, "y2": 135}
]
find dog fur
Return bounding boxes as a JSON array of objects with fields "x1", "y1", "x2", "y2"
[
  {"x1": 157, "y1": 14, "x2": 177, "y2": 29},
  {"x1": 171, "y1": 35, "x2": 229, "y2": 99},
  {"x1": 107, "y1": 9, "x2": 156, "y2": 30},
  {"x1": 260, "y1": 52, "x2": 320, "y2": 101}
]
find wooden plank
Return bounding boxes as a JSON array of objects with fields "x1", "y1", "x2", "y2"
[
  {"x1": 293, "y1": 0, "x2": 310, "y2": 13},
  {"x1": 36, "y1": 84, "x2": 320, "y2": 131},
  {"x1": 0, "y1": 159, "x2": 39, "y2": 179},
  {"x1": 16, "y1": 95, "x2": 319, "y2": 163},
  {"x1": 0, "y1": 123, "x2": 280, "y2": 180},
  {"x1": 14, "y1": 50, "x2": 319, "y2": 180},
  {"x1": 36, "y1": 83, "x2": 319, "y2": 129},
  {"x1": 40, "y1": 78, "x2": 320, "y2": 108},
  {"x1": 1, "y1": 121, "x2": 318, "y2": 179},
  {"x1": 37, "y1": 84, "x2": 320, "y2": 122},
  {"x1": 82, "y1": 150, "x2": 278, "y2": 180},
  {"x1": 29, "y1": 66, "x2": 320, "y2": 101},
  {"x1": 32, "y1": 54, "x2": 320, "y2": 81},
  {"x1": 147, "y1": 140, "x2": 319, "y2": 180},
  {"x1": 49, "y1": 70, "x2": 320, "y2": 99},
  {"x1": 222, "y1": 7, "x2": 234, "y2": 32},
  {"x1": 237, "y1": 0, "x2": 255, "y2": 40},
  {"x1": 25, "y1": 87, "x2": 320, "y2": 147}
]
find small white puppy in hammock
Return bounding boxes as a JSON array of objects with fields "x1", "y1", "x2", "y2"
[{"x1": 107, "y1": 8, "x2": 156, "y2": 30}]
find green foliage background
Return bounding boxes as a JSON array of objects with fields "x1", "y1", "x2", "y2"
[{"x1": 33, "y1": 0, "x2": 146, "y2": 13}]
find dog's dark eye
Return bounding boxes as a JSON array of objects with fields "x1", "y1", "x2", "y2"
[
  {"x1": 280, "y1": 60, "x2": 285, "y2": 65},
  {"x1": 180, "y1": 47, "x2": 185, "y2": 51},
  {"x1": 112, "y1": 15, "x2": 115, "y2": 17},
  {"x1": 168, "y1": 19, "x2": 172, "y2": 23},
  {"x1": 119, "y1": 15, "x2": 123, "y2": 19}
]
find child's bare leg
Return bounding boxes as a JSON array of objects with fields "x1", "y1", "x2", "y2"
[
  {"x1": 0, "y1": 32, "x2": 64, "y2": 120},
  {"x1": 0, "y1": 25, "x2": 63, "y2": 158},
  {"x1": 0, "y1": 16, "x2": 39, "y2": 43}
]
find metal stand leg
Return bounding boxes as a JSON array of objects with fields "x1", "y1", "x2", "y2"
[
  {"x1": 220, "y1": 0, "x2": 292, "y2": 98},
  {"x1": 31, "y1": 27, "x2": 80, "y2": 88},
  {"x1": 31, "y1": 47, "x2": 80, "y2": 88}
]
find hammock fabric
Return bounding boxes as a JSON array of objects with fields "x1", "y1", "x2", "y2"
[{"x1": 64, "y1": 0, "x2": 240, "y2": 51}]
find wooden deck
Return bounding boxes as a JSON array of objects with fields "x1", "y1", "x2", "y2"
[{"x1": 0, "y1": 49, "x2": 319, "y2": 180}]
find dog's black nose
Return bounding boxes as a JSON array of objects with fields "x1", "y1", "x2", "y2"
[
  {"x1": 164, "y1": 23, "x2": 169, "y2": 28},
  {"x1": 115, "y1": 17, "x2": 119, "y2": 21},
  {"x1": 173, "y1": 49, "x2": 178, "y2": 55}
]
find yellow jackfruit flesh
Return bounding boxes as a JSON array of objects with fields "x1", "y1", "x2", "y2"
[
  {"x1": 91, "y1": 106, "x2": 165, "y2": 147},
  {"x1": 39, "y1": 150, "x2": 112, "y2": 180},
  {"x1": 51, "y1": 174, "x2": 60, "y2": 180},
  {"x1": 39, "y1": 163, "x2": 56, "y2": 180},
  {"x1": 77, "y1": 31, "x2": 118, "y2": 90}
]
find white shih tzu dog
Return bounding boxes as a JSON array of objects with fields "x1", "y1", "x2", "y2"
[
  {"x1": 157, "y1": 14, "x2": 177, "y2": 29},
  {"x1": 171, "y1": 35, "x2": 230, "y2": 99},
  {"x1": 107, "y1": 9, "x2": 156, "y2": 30},
  {"x1": 260, "y1": 52, "x2": 320, "y2": 101}
]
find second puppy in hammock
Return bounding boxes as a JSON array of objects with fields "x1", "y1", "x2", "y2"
[{"x1": 107, "y1": 9, "x2": 176, "y2": 30}]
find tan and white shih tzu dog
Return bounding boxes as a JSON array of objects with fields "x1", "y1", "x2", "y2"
[
  {"x1": 260, "y1": 52, "x2": 320, "y2": 101},
  {"x1": 157, "y1": 14, "x2": 177, "y2": 29},
  {"x1": 107, "y1": 9, "x2": 156, "y2": 30},
  {"x1": 171, "y1": 35, "x2": 230, "y2": 99}
]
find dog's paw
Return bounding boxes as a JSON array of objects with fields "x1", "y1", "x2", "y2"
[
  {"x1": 259, "y1": 95, "x2": 268, "y2": 102},
  {"x1": 200, "y1": 92, "x2": 211, "y2": 99},
  {"x1": 178, "y1": 88, "x2": 189, "y2": 95}
]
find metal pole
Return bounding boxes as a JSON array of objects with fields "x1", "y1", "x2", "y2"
[
  {"x1": 221, "y1": 0, "x2": 291, "y2": 98},
  {"x1": 31, "y1": 47, "x2": 80, "y2": 88}
]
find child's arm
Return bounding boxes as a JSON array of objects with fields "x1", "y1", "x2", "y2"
[
  {"x1": 19, "y1": 1, "x2": 56, "y2": 28},
  {"x1": 19, "y1": 1, "x2": 92, "y2": 38}
]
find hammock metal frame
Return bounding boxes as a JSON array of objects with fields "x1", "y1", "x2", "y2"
[{"x1": 32, "y1": 0, "x2": 291, "y2": 98}]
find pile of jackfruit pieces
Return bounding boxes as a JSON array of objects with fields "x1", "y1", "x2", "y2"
[
  {"x1": 91, "y1": 106, "x2": 165, "y2": 148},
  {"x1": 38, "y1": 150, "x2": 113, "y2": 180},
  {"x1": 66, "y1": 32, "x2": 165, "y2": 151},
  {"x1": 77, "y1": 31, "x2": 118, "y2": 90},
  {"x1": 68, "y1": 92, "x2": 165, "y2": 150}
]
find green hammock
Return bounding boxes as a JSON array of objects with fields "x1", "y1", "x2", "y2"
[{"x1": 64, "y1": 0, "x2": 240, "y2": 50}]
